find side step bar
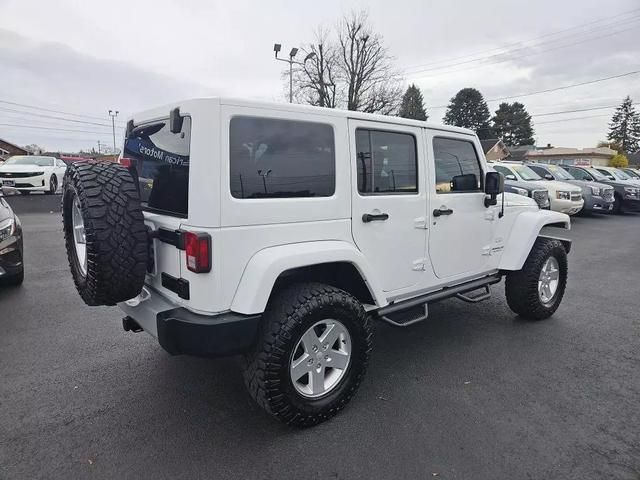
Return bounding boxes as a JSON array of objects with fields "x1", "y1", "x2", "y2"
[{"x1": 377, "y1": 275, "x2": 502, "y2": 327}]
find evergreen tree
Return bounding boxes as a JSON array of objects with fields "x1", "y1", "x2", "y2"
[
  {"x1": 491, "y1": 102, "x2": 535, "y2": 146},
  {"x1": 398, "y1": 84, "x2": 428, "y2": 121},
  {"x1": 608, "y1": 96, "x2": 640, "y2": 154},
  {"x1": 443, "y1": 88, "x2": 492, "y2": 139}
]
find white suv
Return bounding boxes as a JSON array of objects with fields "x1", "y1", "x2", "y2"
[
  {"x1": 62, "y1": 98, "x2": 572, "y2": 427},
  {"x1": 492, "y1": 162, "x2": 584, "y2": 215}
]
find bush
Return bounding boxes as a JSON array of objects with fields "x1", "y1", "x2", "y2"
[{"x1": 609, "y1": 153, "x2": 629, "y2": 168}]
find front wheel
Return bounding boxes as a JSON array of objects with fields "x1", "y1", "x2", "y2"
[
  {"x1": 505, "y1": 238, "x2": 568, "y2": 320},
  {"x1": 242, "y1": 283, "x2": 373, "y2": 427},
  {"x1": 46, "y1": 175, "x2": 58, "y2": 195}
]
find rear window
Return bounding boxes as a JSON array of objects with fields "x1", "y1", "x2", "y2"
[
  {"x1": 229, "y1": 116, "x2": 335, "y2": 199},
  {"x1": 123, "y1": 117, "x2": 191, "y2": 217}
]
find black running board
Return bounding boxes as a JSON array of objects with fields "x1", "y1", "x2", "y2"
[{"x1": 377, "y1": 275, "x2": 502, "y2": 327}]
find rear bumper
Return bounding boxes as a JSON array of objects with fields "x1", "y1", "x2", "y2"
[{"x1": 118, "y1": 287, "x2": 261, "y2": 357}]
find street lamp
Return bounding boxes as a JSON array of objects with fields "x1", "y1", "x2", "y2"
[
  {"x1": 273, "y1": 43, "x2": 316, "y2": 103},
  {"x1": 108, "y1": 110, "x2": 119, "y2": 155}
]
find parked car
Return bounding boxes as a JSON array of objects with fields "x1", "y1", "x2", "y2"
[
  {"x1": 593, "y1": 166, "x2": 640, "y2": 187},
  {"x1": 528, "y1": 163, "x2": 614, "y2": 214},
  {"x1": 560, "y1": 165, "x2": 640, "y2": 214},
  {"x1": 0, "y1": 155, "x2": 67, "y2": 195},
  {"x1": 61, "y1": 98, "x2": 572, "y2": 427},
  {"x1": 501, "y1": 177, "x2": 550, "y2": 209},
  {"x1": 492, "y1": 162, "x2": 583, "y2": 215},
  {"x1": 0, "y1": 186, "x2": 24, "y2": 286}
]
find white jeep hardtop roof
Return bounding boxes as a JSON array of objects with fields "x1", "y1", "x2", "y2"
[{"x1": 130, "y1": 96, "x2": 477, "y2": 138}]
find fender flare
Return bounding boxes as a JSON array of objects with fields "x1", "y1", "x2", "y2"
[
  {"x1": 230, "y1": 240, "x2": 386, "y2": 315},
  {"x1": 498, "y1": 210, "x2": 570, "y2": 271}
]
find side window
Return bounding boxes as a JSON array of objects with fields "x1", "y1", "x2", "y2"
[
  {"x1": 356, "y1": 129, "x2": 418, "y2": 195},
  {"x1": 529, "y1": 166, "x2": 548, "y2": 178},
  {"x1": 493, "y1": 165, "x2": 510, "y2": 177},
  {"x1": 433, "y1": 137, "x2": 483, "y2": 193},
  {"x1": 596, "y1": 168, "x2": 615, "y2": 180},
  {"x1": 229, "y1": 116, "x2": 335, "y2": 199},
  {"x1": 564, "y1": 167, "x2": 584, "y2": 180}
]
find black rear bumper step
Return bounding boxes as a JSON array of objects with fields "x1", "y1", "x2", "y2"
[{"x1": 161, "y1": 273, "x2": 190, "y2": 300}]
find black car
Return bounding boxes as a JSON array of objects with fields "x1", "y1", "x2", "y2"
[
  {"x1": 561, "y1": 165, "x2": 640, "y2": 214},
  {"x1": 0, "y1": 187, "x2": 24, "y2": 285}
]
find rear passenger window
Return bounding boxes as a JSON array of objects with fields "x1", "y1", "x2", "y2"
[
  {"x1": 229, "y1": 117, "x2": 335, "y2": 199},
  {"x1": 356, "y1": 129, "x2": 418, "y2": 194},
  {"x1": 433, "y1": 137, "x2": 483, "y2": 193}
]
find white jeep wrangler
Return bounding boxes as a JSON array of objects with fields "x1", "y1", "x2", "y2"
[{"x1": 62, "y1": 98, "x2": 571, "y2": 427}]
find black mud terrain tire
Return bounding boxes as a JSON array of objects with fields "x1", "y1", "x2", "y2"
[
  {"x1": 505, "y1": 237, "x2": 568, "y2": 320},
  {"x1": 242, "y1": 283, "x2": 373, "y2": 427},
  {"x1": 62, "y1": 161, "x2": 148, "y2": 306}
]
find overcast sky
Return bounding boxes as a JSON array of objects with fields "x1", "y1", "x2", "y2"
[{"x1": 1, "y1": 0, "x2": 639, "y2": 152}]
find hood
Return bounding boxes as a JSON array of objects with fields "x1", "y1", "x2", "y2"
[
  {"x1": 0, "y1": 164, "x2": 52, "y2": 172},
  {"x1": 501, "y1": 192, "x2": 538, "y2": 208},
  {"x1": 565, "y1": 179, "x2": 612, "y2": 192},
  {"x1": 544, "y1": 180, "x2": 582, "y2": 192}
]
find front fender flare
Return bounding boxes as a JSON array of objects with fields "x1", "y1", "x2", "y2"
[
  {"x1": 230, "y1": 241, "x2": 387, "y2": 315},
  {"x1": 498, "y1": 210, "x2": 570, "y2": 271}
]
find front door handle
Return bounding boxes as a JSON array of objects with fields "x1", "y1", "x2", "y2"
[
  {"x1": 362, "y1": 212, "x2": 389, "y2": 223},
  {"x1": 433, "y1": 207, "x2": 453, "y2": 217}
]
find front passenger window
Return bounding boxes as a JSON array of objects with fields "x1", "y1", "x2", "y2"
[{"x1": 433, "y1": 137, "x2": 482, "y2": 193}]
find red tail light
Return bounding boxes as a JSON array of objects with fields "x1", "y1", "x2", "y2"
[
  {"x1": 119, "y1": 157, "x2": 134, "y2": 167},
  {"x1": 184, "y1": 232, "x2": 211, "y2": 273}
]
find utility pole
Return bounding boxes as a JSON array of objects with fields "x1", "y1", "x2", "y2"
[
  {"x1": 108, "y1": 110, "x2": 119, "y2": 155},
  {"x1": 273, "y1": 44, "x2": 316, "y2": 103},
  {"x1": 97, "y1": 140, "x2": 102, "y2": 154}
]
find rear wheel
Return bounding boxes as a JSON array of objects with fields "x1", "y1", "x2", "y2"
[
  {"x1": 505, "y1": 238, "x2": 567, "y2": 320},
  {"x1": 242, "y1": 282, "x2": 373, "y2": 427},
  {"x1": 62, "y1": 161, "x2": 148, "y2": 306}
]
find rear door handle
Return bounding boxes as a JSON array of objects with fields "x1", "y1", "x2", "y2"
[
  {"x1": 433, "y1": 207, "x2": 453, "y2": 217},
  {"x1": 362, "y1": 213, "x2": 389, "y2": 223}
]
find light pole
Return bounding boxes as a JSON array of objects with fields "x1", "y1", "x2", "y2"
[
  {"x1": 108, "y1": 110, "x2": 119, "y2": 154},
  {"x1": 273, "y1": 44, "x2": 316, "y2": 103}
]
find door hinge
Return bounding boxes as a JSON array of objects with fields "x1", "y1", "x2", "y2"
[
  {"x1": 412, "y1": 258, "x2": 427, "y2": 271},
  {"x1": 414, "y1": 217, "x2": 428, "y2": 229}
]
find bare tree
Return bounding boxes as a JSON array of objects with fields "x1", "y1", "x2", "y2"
[
  {"x1": 338, "y1": 12, "x2": 402, "y2": 114},
  {"x1": 291, "y1": 12, "x2": 403, "y2": 115}
]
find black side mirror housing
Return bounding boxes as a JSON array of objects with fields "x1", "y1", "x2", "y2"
[
  {"x1": 169, "y1": 107, "x2": 184, "y2": 134},
  {"x1": 484, "y1": 171, "x2": 504, "y2": 207},
  {"x1": 544, "y1": 173, "x2": 554, "y2": 180}
]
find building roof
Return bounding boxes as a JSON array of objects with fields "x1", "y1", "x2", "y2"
[
  {"x1": 0, "y1": 137, "x2": 28, "y2": 153},
  {"x1": 526, "y1": 146, "x2": 616, "y2": 158},
  {"x1": 507, "y1": 144, "x2": 536, "y2": 161},
  {"x1": 480, "y1": 139, "x2": 500, "y2": 154}
]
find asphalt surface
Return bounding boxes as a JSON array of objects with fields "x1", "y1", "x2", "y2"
[{"x1": 1, "y1": 194, "x2": 639, "y2": 480}]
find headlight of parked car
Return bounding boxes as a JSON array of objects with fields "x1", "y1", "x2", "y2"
[
  {"x1": 0, "y1": 217, "x2": 15, "y2": 242},
  {"x1": 511, "y1": 187, "x2": 528, "y2": 196},
  {"x1": 624, "y1": 187, "x2": 639, "y2": 197},
  {"x1": 556, "y1": 191, "x2": 571, "y2": 200},
  {"x1": 590, "y1": 186, "x2": 601, "y2": 196}
]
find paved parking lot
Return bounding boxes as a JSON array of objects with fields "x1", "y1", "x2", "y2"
[{"x1": 1, "y1": 194, "x2": 639, "y2": 480}]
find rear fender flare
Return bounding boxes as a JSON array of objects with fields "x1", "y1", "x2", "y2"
[{"x1": 230, "y1": 241, "x2": 386, "y2": 315}]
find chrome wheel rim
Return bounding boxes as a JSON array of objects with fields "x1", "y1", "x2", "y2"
[
  {"x1": 71, "y1": 196, "x2": 87, "y2": 276},
  {"x1": 538, "y1": 257, "x2": 559, "y2": 304},
  {"x1": 290, "y1": 319, "x2": 351, "y2": 398}
]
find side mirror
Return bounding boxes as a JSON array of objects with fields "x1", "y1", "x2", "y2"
[
  {"x1": 505, "y1": 174, "x2": 517, "y2": 181},
  {"x1": 544, "y1": 173, "x2": 554, "y2": 180},
  {"x1": 169, "y1": 107, "x2": 184, "y2": 134},
  {"x1": 484, "y1": 171, "x2": 504, "y2": 207}
]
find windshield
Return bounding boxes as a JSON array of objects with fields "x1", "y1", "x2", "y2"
[
  {"x1": 611, "y1": 169, "x2": 630, "y2": 180},
  {"x1": 624, "y1": 169, "x2": 640, "y2": 179},
  {"x1": 587, "y1": 168, "x2": 608, "y2": 181},
  {"x1": 547, "y1": 165, "x2": 574, "y2": 180},
  {"x1": 512, "y1": 165, "x2": 542, "y2": 181},
  {"x1": 4, "y1": 155, "x2": 55, "y2": 166}
]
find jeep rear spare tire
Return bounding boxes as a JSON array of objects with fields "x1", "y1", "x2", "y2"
[{"x1": 62, "y1": 161, "x2": 148, "y2": 306}]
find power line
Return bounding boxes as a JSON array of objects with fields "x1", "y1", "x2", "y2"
[
  {"x1": 402, "y1": 7, "x2": 640, "y2": 71},
  {"x1": 0, "y1": 123, "x2": 118, "y2": 135},
  {"x1": 531, "y1": 103, "x2": 639, "y2": 118},
  {"x1": 404, "y1": 12, "x2": 640, "y2": 75},
  {"x1": 0, "y1": 106, "x2": 121, "y2": 128},
  {"x1": 536, "y1": 114, "x2": 611, "y2": 126},
  {"x1": 0, "y1": 98, "x2": 125, "y2": 124},
  {"x1": 428, "y1": 70, "x2": 640, "y2": 109},
  {"x1": 408, "y1": 23, "x2": 640, "y2": 79}
]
